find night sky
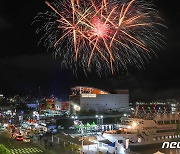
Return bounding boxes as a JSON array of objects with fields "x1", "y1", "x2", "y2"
[{"x1": 0, "y1": 0, "x2": 180, "y2": 101}]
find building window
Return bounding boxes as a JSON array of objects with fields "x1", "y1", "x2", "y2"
[
  {"x1": 171, "y1": 120, "x2": 175, "y2": 124},
  {"x1": 157, "y1": 121, "x2": 163, "y2": 125},
  {"x1": 164, "y1": 121, "x2": 170, "y2": 124}
]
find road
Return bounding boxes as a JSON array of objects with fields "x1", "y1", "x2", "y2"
[{"x1": 0, "y1": 129, "x2": 46, "y2": 154}]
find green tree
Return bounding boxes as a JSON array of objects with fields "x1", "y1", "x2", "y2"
[{"x1": 0, "y1": 144, "x2": 10, "y2": 154}]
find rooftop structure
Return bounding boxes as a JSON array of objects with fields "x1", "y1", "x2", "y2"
[{"x1": 71, "y1": 86, "x2": 109, "y2": 95}]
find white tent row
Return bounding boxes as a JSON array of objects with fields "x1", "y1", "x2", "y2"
[{"x1": 153, "y1": 151, "x2": 164, "y2": 154}]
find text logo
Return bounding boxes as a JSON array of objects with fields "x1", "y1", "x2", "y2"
[{"x1": 162, "y1": 142, "x2": 180, "y2": 149}]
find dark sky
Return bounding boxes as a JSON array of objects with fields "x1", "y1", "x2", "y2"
[{"x1": 0, "y1": 0, "x2": 180, "y2": 101}]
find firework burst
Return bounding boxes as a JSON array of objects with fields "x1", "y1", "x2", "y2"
[{"x1": 34, "y1": 0, "x2": 166, "y2": 75}]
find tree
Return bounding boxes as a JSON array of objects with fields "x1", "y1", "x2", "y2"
[{"x1": 0, "y1": 144, "x2": 10, "y2": 154}]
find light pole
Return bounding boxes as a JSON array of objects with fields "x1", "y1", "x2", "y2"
[
  {"x1": 71, "y1": 116, "x2": 78, "y2": 133},
  {"x1": 100, "y1": 115, "x2": 103, "y2": 125},
  {"x1": 125, "y1": 127, "x2": 129, "y2": 150},
  {"x1": 95, "y1": 115, "x2": 103, "y2": 131},
  {"x1": 125, "y1": 121, "x2": 137, "y2": 150},
  {"x1": 74, "y1": 120, "x2": 84, "y2": 154},
  {"x1": 71, "y1": 115, "x2": 78, "y2": 122},
  {"x1": 95, "y1": 115, "x2": 99, "y2": 125},
  {"x1": 73, "y1": 105, "x2": 81, "y2": 115}
]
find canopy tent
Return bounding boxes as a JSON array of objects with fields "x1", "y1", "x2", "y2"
[
  {"x1": 153, "y1": 151, "x2": 165, "y2": 154},
  {"x1": 86, "y1": 122, "x2": 91, "y2": 127},
  {"x1": 75, "y1": 122, "x2": 97, "y2": 128},
  {"x1": 91, "y1": 122, "x2": 97, "y2": 127},
  {"x1": 56, "y1": 132, "x2": 95, "y2": 146}
]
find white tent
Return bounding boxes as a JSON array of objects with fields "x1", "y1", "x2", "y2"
[{"x1": 153, "y1": 151, "x2": 165, "y2": 154}]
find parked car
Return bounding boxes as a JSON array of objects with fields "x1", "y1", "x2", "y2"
[
  {"x1": 23, "y1": 136, "x2": 31, "y2": 143},
  {"x1": 19, "y1": 129, "x2": 26, "y2": 136},
  {"x1": 39, "y1": 129, "x2": 45, "y2": 134},
  {"x1": 69, "y1": 126, "x2": 75, "y2": 130},
  {"x1": 16, "y1": 135, "x2": 23, "y2": 141},
  {"x1": 58, "y1": 125, "x2": 64, "y2": 130},
  {"x1": 51, "y1": 128, "x2": 57, "y2": 134}
]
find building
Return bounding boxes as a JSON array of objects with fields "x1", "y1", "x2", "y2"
[
  {"x1": 55, "y1": 101, "x2": 61, "y2": 111},
  {"x1": 46, "y1": 97, "x2": 57, "y2": 110},
  {"x1": 69, "y1": 86, "x2": 129, "y2": 112},
  {"x1": 55, "y1": 101, "x2": 69, "y2": 111}
]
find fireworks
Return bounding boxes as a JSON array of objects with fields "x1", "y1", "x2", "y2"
[{"x1": 34, "y1": 0, "x2": 165, "y2": 75}]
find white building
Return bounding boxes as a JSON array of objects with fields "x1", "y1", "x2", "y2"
[
  {"x1": 70, "y1": 86, "x2": 129, "y2": 112},
  {"x1": 55, "y1": 102, "x2": 61, "y2": 110}
]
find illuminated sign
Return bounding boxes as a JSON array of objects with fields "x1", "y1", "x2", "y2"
[{"x1": 81, "y1": 94, "x2": 97, "y2": 98}]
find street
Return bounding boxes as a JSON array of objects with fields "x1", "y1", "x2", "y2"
[{"x1": 0, "y1": 129, "x2": 46, "y2": 154}]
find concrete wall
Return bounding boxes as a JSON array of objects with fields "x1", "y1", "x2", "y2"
[{"x1": 80, "y1": 94, "x2": 129, "y2": 111}]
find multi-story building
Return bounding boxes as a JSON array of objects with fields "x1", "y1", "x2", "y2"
[
  {"x1": 46, "y1": 97, "x2": 57, "y2": 110},
  {"x1": 69, "y1": 86, "x2": 129, "y2": 112}
]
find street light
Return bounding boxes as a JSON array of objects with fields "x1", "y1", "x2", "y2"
[
  {"x1": 125, "y1": 125, "x2": 131, "y2": 150},
  {"x1": 132, "y1": 121, "x2": 137, "y2": 128},
  {"x1": 71, "y1": 116, "x2": 78, "y2": 123},
  {"x1": 124, "y1": 121, "x2": 138, "y2": 150},
  {"x1": 74, "y1": 120, "x2": 84, "y2": 154},
  {"x1": 123, "y1": 114, "x2": 127, "y2": 117},
  {"x1": 74, "y1": 105, "x2": 81, "y2": 111},
  {"x1": 100, "y1": 115, "x2": 103, "y2": 126},
  {"x1": 95, "y1": 115, "x2": 103, "y2": 131}
]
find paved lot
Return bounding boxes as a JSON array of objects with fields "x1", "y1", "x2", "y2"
[
  {"x1": 10, "y1": 147, "x2": 43, "y2": 154},
  {"x1": 0, "y1": 129, "x2": 78, "y2": 154},
  {"x1": 0, "y1": 129, "x2": 46, "y2": 154}
]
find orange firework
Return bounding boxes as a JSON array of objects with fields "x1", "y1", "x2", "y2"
[{"x1": 34, "y1": 0, "x2": 165, "y2": 75}]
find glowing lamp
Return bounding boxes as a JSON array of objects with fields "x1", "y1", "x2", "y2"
[{"x1": 132, "y1": 121, "x2": 137, "y2": 128}]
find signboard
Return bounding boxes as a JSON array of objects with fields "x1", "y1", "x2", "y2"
[{"x1": 81, "y1": 94, "x2": 97, "y2": 98}]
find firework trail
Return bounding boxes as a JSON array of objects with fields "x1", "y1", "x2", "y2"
[{"x1": 34, "y1": 0, "x2": 166, "y2": 75}]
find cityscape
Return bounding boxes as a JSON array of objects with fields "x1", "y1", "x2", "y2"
[
  {"x1": 0, "y1": 87, "x2": 180, "y2": 154},
  {"x1": 0, "y1": 0, "x2": 180, "y2": 154}
]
